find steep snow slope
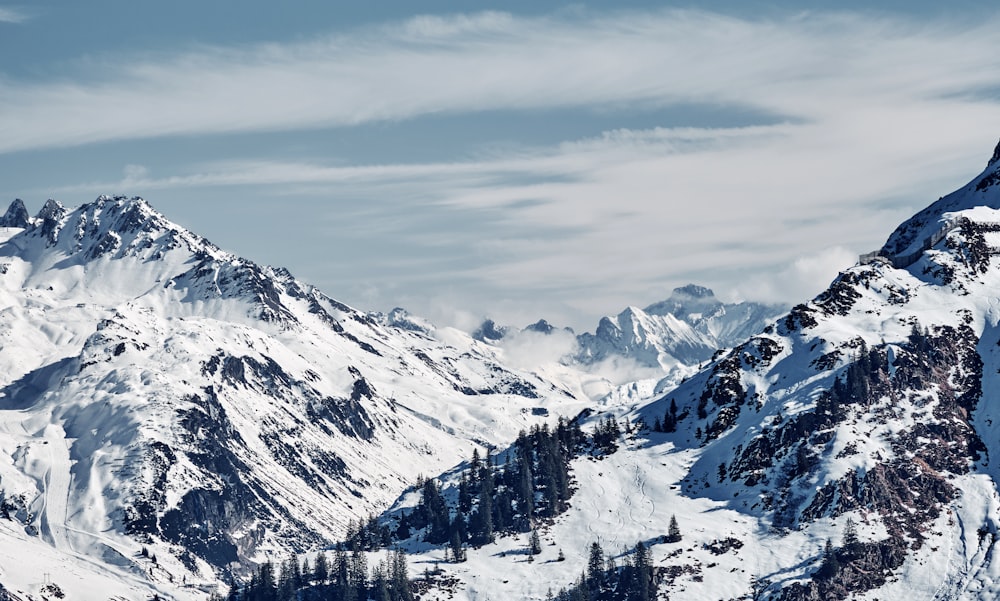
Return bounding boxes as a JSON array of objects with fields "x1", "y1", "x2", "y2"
[{"x1": 0, "y1": 196, "x2": 592, "y2": 595}]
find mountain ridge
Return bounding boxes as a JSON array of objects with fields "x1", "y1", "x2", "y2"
[{"x1": 0, "y1": 194, "x2": 594, "y2": 598}]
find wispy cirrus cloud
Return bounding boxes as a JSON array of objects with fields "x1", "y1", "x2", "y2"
[
  {"x1": 3, "y1": 9, "x2": 1000, "y2": 154},
  {"x1": 20, "y1": 8, "x2": 1000, "y2": 328},
  {"x1": 0, "y1": 6, "x2": 30, "y2": 23},
  {"x1": 58, "y1": 109, "x2": 1000, "y2": 327}
]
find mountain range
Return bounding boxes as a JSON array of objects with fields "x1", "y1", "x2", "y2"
[
  {"x1": 6, "y1": 141, "x2": 1000, "y2": 600},
  {"x1": 471, "y1": 284, "x2": 785, "y2": 371}
]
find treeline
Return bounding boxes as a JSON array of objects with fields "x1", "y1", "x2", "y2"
[
  {"x1": 347, "y1": 416, "x2": 619, "y2": 558},
  {"x1": 217, "y1": 548, "x2": 413, "y2": 601}
]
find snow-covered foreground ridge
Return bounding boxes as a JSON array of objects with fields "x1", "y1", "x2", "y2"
[
  {"x1": 345, "y1": 141, "x2": 1000, "y2": 601},
  {"x1": 0, "y1": 195, "x2": 599, "y2": 598}
]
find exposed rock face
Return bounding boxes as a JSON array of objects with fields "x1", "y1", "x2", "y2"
[
  {"x1": 524, "y1": 319, "x2": 558, "y2": 334},
  {"x1": 473, "y1": 318, "x2": 509, "y2": 343},
  {"x1": 0, "y1": 199, "x2": 29, "y2": 228}
]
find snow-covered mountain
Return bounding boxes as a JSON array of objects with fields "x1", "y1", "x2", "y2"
[
  {"x1": 14, "y1": 139, "x2": 1000, "y2": 601},
  {"x1": 468, "y1": 285, "x2": 783, "y2": 375},
  {"x1": 342, "y1": 141, "x2": 1000, "y2": 601},
  {"x1": 575, "y1": 284, "x2": 785, "y2": 370},
  {"x1": 0, "y1": 196, "x2": 593, "y2": 598}
]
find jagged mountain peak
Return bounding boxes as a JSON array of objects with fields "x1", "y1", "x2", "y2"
[
  {"x1": 577, "y1": 286, "x2": 785, "y2": 369},
  {"x1": 9, "y1": 195, "x2": 213, "y2": 261},
  {"x1": 0, "y1": 196, "x2": 326, "y2": 325},
  {"x1": 36, "y1": 198, "x2": 66, "y2": 221},
  {"x1": 644, "y1": 283, "x2": 724, "y2": 318},
  {"x1": 472, "y1": 318, "x2": 509, "y2": 343},
  {"x1": 0, "y1": 193, "x2": 591, "y2": 595},
  {"x1": 374, "y1": 306, "x2": 434, "y2": 335},
  {"x1": 524, "y1": 318, "x2": 557, "y2": 334},
  {"x1": 616, "y1": 151, "x2": 1000, "y2": 598}
]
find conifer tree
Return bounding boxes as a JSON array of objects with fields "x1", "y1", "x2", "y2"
[
  {"x1": 666, "y1": 515, "x2": 682, "y2": 543},
  {"x1": 372, "y1": 561, "x2": 391, "y2": 601},
  {"x1": 587, "y1": 541, "x2": 604, "y2": 590},
  {"x1": 390, "y1": 548, "x2": 413, "y2": 601},
  {"x1": 314, "y1": 551, "x2": 329, "y2": 584},
  {"x1": 843, "y1": 517, "x2": 860, "y2": 553},
  {"x1": 450, "y1": 529, "x2": 466, "y2": 563},
  {"x1": 350, "y1": 545, "x2": 368, "y2": 601},
  {"x1": 632, "y1": 541, "x2": 653, "y2": 601},
  {"x1": 820, "y1": 538, "x2": 840, "y2": 578},
  {"x1": 529, "y1": 529, "x2": 542, "y2": 555}
]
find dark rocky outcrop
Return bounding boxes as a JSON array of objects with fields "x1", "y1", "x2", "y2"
[{"x1": 0, "y1": 199, "x2": 30, "y2": 228}]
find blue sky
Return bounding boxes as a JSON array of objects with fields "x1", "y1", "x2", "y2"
[{"x1": 3, "y1": 2, "x2": 1000, "y2": 331}]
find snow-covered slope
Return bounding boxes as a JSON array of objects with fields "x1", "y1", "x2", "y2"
[
  {"x1": 0, "y1": 196, "x2": 592, "y2": 598},
  {"x1": 373, "y1": 140, "x2": 1000, "y2": 601}
]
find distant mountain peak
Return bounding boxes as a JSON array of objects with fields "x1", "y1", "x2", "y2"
[
  {"x1": 0, "y1": 199, "x2": 29, "y2": 228},
  {"x1": 577, "y1": 285, "x2": 786, "y2": 369},
  {"x1": 643, "y1": 284, "x2": 724, "y2": 317},
  {"x1": 672, "y1": 283, "x2": 715, "y2": 299},
  {"x1": 36, "y1": 198, "x2": 66, "y2": 222},
  {"x1": 377, "y1": 307, "x2": 433, "y2": 335},
  {"x1": 524, "y1": 319, "x2": 556, "y2": 334},
  {"x1": 473, "y1": 318, "x2": 509, "y2": 343}
]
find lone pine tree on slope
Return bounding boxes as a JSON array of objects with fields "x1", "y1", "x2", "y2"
[{"x1": 666, "y1": 514, "x2": 682, "y2": 543}]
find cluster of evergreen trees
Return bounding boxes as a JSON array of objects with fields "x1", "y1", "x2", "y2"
[
  {"x1": 218, "y1": 548, "x2": 412, "y2": 601},
  {"x1": 224, "y1": 414, "x2": 629, "y2": 599},
  {"x1": 649, "y1": 399, "x2": 680, "y2": 434},
  {"x1": 546, "y1": 540, "x2": 658, "y2": 601},
  {"x1": 347, "y1": 416, "x2": 599, "y2": 558},
  {"x1": 591, "y1": 417, "x2": 623, "y2": 453},
  {"x1": 815, "y1": 341, "x2": 886, "y2": 421}
]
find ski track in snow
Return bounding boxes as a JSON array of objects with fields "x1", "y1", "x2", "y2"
[
  {"x1": 634, "y1": 463, "x2": 654, "y2": 520},
  {"x1": 43, "y1": 430, "x2": 72, "y2": 554},
  {"x1": 586, "y1": 467, "x2": 608, "y2": 540}
]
